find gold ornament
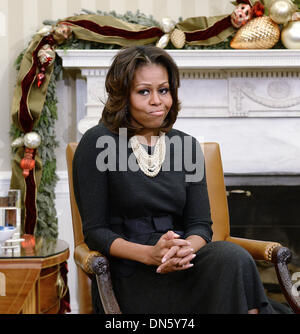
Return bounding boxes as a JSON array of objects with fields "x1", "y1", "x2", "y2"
[
  {"x1": 230, "y1": 16, "x2": 280, "y2": 49},
  {"x1": 281, "y1": 20, "x2": 300, "y2": 48},
  {"x1": 156, "y1": 17, "x2": 185, "y2": 49},
  {"x1": 269, "y1": 0, "x2": 297, "y2": 24},
  {"x1": 170, "y1": 29, "x2": 186, "y2": 49},
  {"x1": 53, "y1": 23, "x2": 72, "y2": 44}
]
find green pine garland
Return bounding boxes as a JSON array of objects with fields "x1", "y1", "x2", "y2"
[
  {"x1": 9, "y1": 9, "x2": 288, "y2": 239},
  {"x1": 34, "y1": 63, "x2": 60, "y2": 239}
]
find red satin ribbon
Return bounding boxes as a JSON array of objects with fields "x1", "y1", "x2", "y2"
[
  {"x1": 185, "y1": 15, "x2": 232, "y2": 43},
  {"x1": 19, "y1": 35, "x2": 55, "y2": 133},
  {"x1": 19, "y1": 35, "x2": 55, "y2": 235},
  {"x1": 65, "y1": 17, "x2": 235, "y2": 45},
  {"x1": 24, "y1": 149, "x2": 37, "y2": 235},
  {"x1": 63, "y1": 19, "x2": 164, "y2": 40}
]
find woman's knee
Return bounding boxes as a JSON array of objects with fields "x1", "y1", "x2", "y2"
[{"x1": 201, "y1": 240, "x2": 255, "y2": 267}]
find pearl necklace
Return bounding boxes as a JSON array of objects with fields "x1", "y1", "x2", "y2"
[{"x1": 130, "y1": 132, "x2": 166, "y2": 177}]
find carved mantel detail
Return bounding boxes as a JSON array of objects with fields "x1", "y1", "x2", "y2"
[
  {"x1": 228, "y1": 70, "x2": 300, "y2": 117},
  {"x1": 57, "y1": 49, "x2": 300, "y2": 134}
]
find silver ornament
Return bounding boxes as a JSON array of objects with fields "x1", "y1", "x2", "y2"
[
  {"x1": 161, "y1": 18, "x2": 176, "y2": 33},
  {"x1": 156, "y1": 34, "x2": 170, "y2": 48},
  {"x1": 11, "y1": 137, "x2": 24, "y2": 149},
  {"x1": 269, "y1": 0, "x2": 297, "y2": 24},
  {"x1": 37, "y1": 25, "x2": 53, "y2": 36},
  {"x1": 23, "y1": 132, "x2": 41, "y2": 149},
  {"x1": 281, "y1": 20, "x2": 300, "y2": 48}
]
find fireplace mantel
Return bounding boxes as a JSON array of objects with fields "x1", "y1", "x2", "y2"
[
  {"x1": 56, "y1": 49, "x2": 300, "y2": 69},
  {"x1": 56, "y1": 49, "x2": 300, "y2": 184}
]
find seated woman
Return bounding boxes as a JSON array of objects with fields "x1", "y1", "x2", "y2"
[{"x1": 73, "y1": 45, "x2": 276, "y2": 314}]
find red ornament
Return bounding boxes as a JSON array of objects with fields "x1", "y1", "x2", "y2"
[
  {"x1": 252, "y1": 1, "x2": 265, "y2": 17},
  {"x1": 44, "y1": 56, "x2": 53, "y2": 67},
  {"x1": 20, "y1": 147, "x2": 35, "y2": 178},
  {"x1": 37, "y1": 72, "x2": 45, "y2": 88},
  {"x1": 231, "y1": 3, "x2": 253, "y2": 28},
  {"x1": 21, "y1": 234, "x2": 36, "y2": 255},
  {"x1": 21, "y1": 234, "x2": 36, "y2": 248}
]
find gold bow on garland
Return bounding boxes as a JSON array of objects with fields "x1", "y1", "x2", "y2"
[{"x1": 10, "y1": 0, "x2": 300, "y2": 236}]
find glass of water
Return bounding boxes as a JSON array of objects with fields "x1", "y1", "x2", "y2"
[{"x1": 0, "y1": 189, "x2": 21, "y2": 239}]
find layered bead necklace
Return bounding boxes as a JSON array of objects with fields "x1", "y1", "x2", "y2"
[{"x1": 130, "y1": 132, "x2": 166, "y2": 177}]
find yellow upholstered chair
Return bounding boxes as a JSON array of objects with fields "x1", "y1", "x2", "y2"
[{"x1": 66, "y1": 142, "x2": 300, "y2": 314}]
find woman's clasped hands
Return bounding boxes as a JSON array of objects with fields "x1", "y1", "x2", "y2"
[{"x1": 153, "y1": 231, "x2": 196, "y2": 274}]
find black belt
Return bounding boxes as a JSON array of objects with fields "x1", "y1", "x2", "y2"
[
  {"x1": 110, "y1": 215, "x2": 183, "y2": 244},
  {"x1": 109, "y1": 215, "x2": 184, "y2": 277}
]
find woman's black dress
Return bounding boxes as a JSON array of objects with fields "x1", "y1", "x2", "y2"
[{"x1": 73, "y1": 122, "x2": 276, "y2": 314}]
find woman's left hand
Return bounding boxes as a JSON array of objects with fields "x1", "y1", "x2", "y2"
[
  {"x1": 156, "y1": 245, "x2": 196, "y2": 274},
  {"x1": 156, "y1": 234, "x2": 207, "y2": 274},
  {"x1": 156, "y1": 254, "x2": 195, "y2": 274}
]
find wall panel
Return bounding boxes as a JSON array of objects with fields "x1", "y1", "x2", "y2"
[
  {"x1": 96, "y1": 0, "x2": 110, "y2": 12},
  {"x1": 0, "y1": 0, "x2": 9, "y2": 171},
  {"x1": 23, "y1": 0, "x2": 38, "y2": 44},
  {"x1": 51, "y1": 0, "x2": 69, "y2": 21}
]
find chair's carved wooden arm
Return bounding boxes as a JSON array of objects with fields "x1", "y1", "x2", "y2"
[
  {"x1": 91, "y1": 256, "x2": 122, "y2": 314},
  {"x1": 271, "y1": 246, "x2": 300, "y2": 314},
  {"x1": 74, "y1": 243, "x2": 122, "y2": 314},
  {"x1": 74, "y1": 243, "x2": 100, "y2": 274},
  {"x1": 226, "y1": 236, "x2": 300, "y2": 313},
  {"x1": 226, "y1": 236, "x2": 282, "y2": 261}
]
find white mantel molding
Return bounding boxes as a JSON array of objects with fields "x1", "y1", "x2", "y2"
[{"x1": 56, "y1": 49, "x2": 300, "y2": 69}]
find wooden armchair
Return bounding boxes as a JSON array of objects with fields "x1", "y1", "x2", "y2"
[{"x1": 66, "y1": 142, "x2": 300, "y2": 314}]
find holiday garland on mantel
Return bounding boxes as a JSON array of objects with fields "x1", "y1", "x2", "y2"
[{"x1": 9, "y1": 0, "x2": 300, "y2": 240}]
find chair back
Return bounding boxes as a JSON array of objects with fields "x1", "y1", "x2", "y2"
[
  {"x1": 66, "y1": 143, "x2": 85, "y2": 248},
  {"x1": 202, "y1": 143, "x2": 230, "y2": 241},
  {"x1": 66, "y1": 141, "x2": 230, "y2": 313},
  {"x1": 66, "y1": 143, "x2": 93, "y2": 314}
]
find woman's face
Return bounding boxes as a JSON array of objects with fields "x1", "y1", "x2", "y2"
[{"x1": 129, "y1": 63, "x2": 173, "y2": 135}]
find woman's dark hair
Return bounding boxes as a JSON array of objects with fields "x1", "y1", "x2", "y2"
[{"x1": 100, "y1": 45, "x2": 181, "y2": 137}]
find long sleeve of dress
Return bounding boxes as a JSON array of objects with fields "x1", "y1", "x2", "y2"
[
  {"x1": 183, "y1": 172, "x2": 213, "y2": 243},
  {"x1": 182, "y1": 137, "x2": 213, "y2": 243},
  {"x1": 72, "y1": 126, "x2": 121, "y2": 256}
]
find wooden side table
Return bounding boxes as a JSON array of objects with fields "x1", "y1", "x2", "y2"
[{"x1": 0, "y1": 238, "x2": 70, "y2": 314}]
